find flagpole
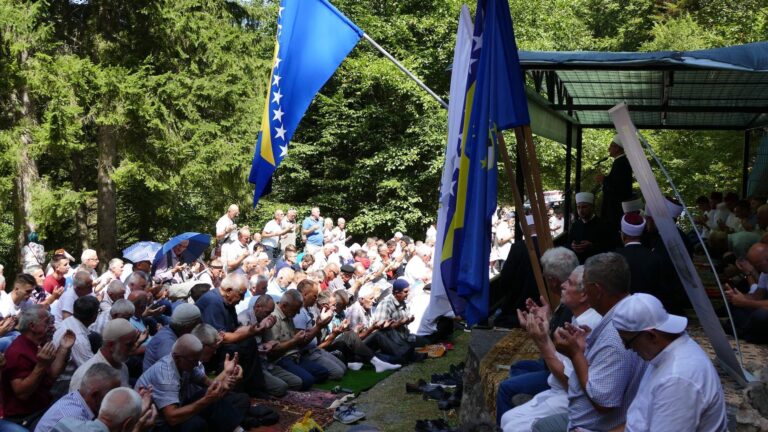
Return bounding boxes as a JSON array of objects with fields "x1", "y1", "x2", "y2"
[{"x1": 363, "y1": 33, "x2": 449, "y2": 110}]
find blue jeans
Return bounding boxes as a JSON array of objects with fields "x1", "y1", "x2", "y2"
[
  {"x1": 276, "y1": 355, "x2": 329, "y2": 390},
  {"x1": 496, "y1": 359, "x2": 550, "y2": 425}
]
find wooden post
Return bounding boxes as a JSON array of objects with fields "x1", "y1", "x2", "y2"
[{"x1": 497, "y1": 132, "x2": 556, "y2": 307}]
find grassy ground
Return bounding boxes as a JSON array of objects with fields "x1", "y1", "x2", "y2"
[{"x1": 326, "y1": 331, "x2": 470, "y2": 432}]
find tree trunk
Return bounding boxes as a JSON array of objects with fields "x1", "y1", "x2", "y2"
[
  {"x1": 12, "y1": 50, "x2": 40, "y2": 273},
  {"x1": 97, "y1": 124, "x2": 118, "y2": 266}
]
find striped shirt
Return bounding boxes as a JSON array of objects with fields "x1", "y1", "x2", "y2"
[
  {"x1": 35, "y1": 391, "x2": 94, "y2": 432},
  {"x1": 135, "y1": 354, "x2": 206, "y2": 425},
  {"x1": 567, "y1": 298, "x2": 647, "y2": 432},
  {"x1": 51, "y1": 419, "x2": 108, "y2": 432}
]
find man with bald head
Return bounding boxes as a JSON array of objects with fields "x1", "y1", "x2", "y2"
[
  {"x1": 143, "y1": 304, "x2": 202, "y2": 371},
  {"x1": 725, "y1": 241, "x2": 768, "y2": 343},
  {"x1": 136, "y1": 334, "x2": 242, "y2": 431},
  {"x1": 216, "y1": 204, "x2": 240, "y2": 248},
  {"x1": 71, "y1": 318, "x2": 137, "y2": 391},
  {"x1": 36, "y1": 363, "x2": 122, "y2": 432}
]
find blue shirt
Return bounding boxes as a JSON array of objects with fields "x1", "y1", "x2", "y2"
[
  {"x1": 135, "y1": 355, "x2": 206, "y2": 425},
  {"x1": 143, "y1": 326, "x2": 179, "y2": 372},
  {"x1": 196, "y1": 289, "x2": 237, "y2": 332},
  {"x1": 293, "y1": 306, "x2": 318, "y2": 350},
  {"x1": 35, "y1": 391, "x2": 93, "y2": 432},
  {"x1": 302, "y1": 216, "x2": 324, "y2": 246}
]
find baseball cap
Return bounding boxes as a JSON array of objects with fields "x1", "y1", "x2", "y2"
[{"x1": 612, "y1": 293, "x2": 687, "y2": 334}]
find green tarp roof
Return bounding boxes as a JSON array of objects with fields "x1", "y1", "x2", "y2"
[{"x1": 519, "y1": 42, "x2": 768, "y2": 130}]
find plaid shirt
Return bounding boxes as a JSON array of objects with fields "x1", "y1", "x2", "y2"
[
  {"x1": 372, "y1": 294, "x2": 409, "y2": 333},
  {"x1": 345, "y1": 301, "x2": 371, "y2": 330},
  {"x1": 567, "y1": 298, "x2": 648, "y2": 431}
]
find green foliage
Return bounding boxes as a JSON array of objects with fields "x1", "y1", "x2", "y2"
[{"x1": 0, "y1": 0, "x2": 755, "y2": 269}]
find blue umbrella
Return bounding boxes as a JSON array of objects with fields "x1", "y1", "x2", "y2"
[
  {"x1": 122, "y1": 241, "x2": 162, "y2": 263},
  {"x1": 153, "y1": 232, "x2": 212, "y2": 266}
]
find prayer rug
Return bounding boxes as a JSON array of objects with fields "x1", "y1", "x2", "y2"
[
  {"x1": 313, "y1": 364, "x2": 395, "y2": 393},
  {"x1": 249, "y1": 391, "x2": 337, "y2": 432}
]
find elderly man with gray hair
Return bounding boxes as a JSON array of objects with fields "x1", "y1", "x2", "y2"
[
  {"x1": 52, "y1": 386, "x2": 155, "y2": 432},
  {"x1": 93, "y1": 259, "x2": 124, "y2": 294},
  {"x1": 70, "y1": 319, "x2": 138, "y2": 392},
  {"x1": 533, "y1": 252, "x2": 648, "y2": 432},
  {"x1": 136, "y1": 334, "x2": 244, "y2": 431},
  {"x1": 499, "y1": 265, "x2": 602, "y2": 431},
  {"x1": 495, "y1": 246, "x2": 580, "y2": 425},
  {"x1": 35, "y1": 363, "x2": 122, "y2": 432},
  {"x1": 92, "y1": 280, "x2": 127, "y2": 335}
]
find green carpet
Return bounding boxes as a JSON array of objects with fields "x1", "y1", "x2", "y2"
[{"x1": 313, "y1": 364, "x2": 396, "y2": 393}]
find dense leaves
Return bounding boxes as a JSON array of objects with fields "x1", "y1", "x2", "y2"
[{"x1": 0, "y1": 0, "x2": 763, "y2": 270}]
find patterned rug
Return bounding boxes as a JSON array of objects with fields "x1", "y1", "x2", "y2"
[{"x1": 250, "y1": 390, "x2": 338, "y2": 432}]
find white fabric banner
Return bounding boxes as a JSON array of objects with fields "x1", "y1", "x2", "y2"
[
  {"x1": 417, "y1": 5, "x2": 473, "y2": 335},
  {"x1": 609, "y1": 103, "x2": 746, "y2": 384}
]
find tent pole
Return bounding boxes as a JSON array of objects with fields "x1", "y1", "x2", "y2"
[
  {"x1": 498, "y1": 131, "x2": 553, "y2": 306},
  {"x1": 742, "y1": 130, "x2": 750, "y2": 197},
  {"x1": 564, "y1": 121, "x2": 573, "y2": 235},
  {"x1": 363, "y1": 34, "x2": 449, "y2": 110}
]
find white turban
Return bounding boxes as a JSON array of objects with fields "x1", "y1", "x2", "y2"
[
  {"x1": 622, "y1": 198, "x2": 644, "y2": 214},
  {"x1": 621, "y1": 214, "x2": 646, "y2": 237},
  {"x1": 575, "y1": 192, "x2": 594, "y2": 204}
]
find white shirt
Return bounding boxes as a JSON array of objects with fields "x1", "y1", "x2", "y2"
[
  {"x1": 749, "y1": 272, "x2": 768, "y2": 294},
  {"x1": 625, "y1": 333, "x2": 727, "y2": 432},
  {"x1": 0, "y1": 291, "x2": 32, "y2": 318},
  {"x1": 495, "y1": 222, "x2": 513, "y2": 260},
  {"x1": 547, "y1": 308, "x2": 602, "y2": 391},
  {"x1": 216, "y1": 214, "x2": 236, "y2": 244},
  {"x1": 53, "y1": 316, "x2": 93, "y2": 382},
  {"x1": 261, "y1": 219, "x2": 282, "y2": 248},
  {"x1": 404, "y1": 255, "x2": 430, "y2": 288},
  {"x1": 223, "y1": 241, "x2": 249, "y2": 271},
  {"x1": 69, "y1": 350, "x2": 129, "y2": 392},
  {"x1": 51, "y1": 289, "x2": 78, "y2": 326}
]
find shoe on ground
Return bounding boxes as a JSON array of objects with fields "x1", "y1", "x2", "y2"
[
  {"x1": 422, "y1": 386, "x2": 451, "y2": 401},
  {"x1": 438, "y1": 385, "x2": 463, "y2": 411},
  {"x1": 371, "y1": 356, "x2": 401, "y2": 373},
  {"x1": 512, "y1": 393, "x2": 533, "y2": 407},
  {"x1": 334, "y1": 404, "x2": 366, "y2": 424},
  {"x1": 415, "y1": 418, "x2": 455, "y2": 432},
  {"x1": 430, "y1": 373, "x2": 459, "y2": 388},
  {"x1": 347, "y1": 362, "x2": 364, "y2": 371},
  {"x1": 405, "y1": 379, "x2": 441, "y2": 394}
]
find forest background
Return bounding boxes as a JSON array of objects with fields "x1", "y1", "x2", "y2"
[{"x1": 1, "y1": 0, "x2": 766, "y2": 272}]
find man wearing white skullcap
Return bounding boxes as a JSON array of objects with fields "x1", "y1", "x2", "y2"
[
  {"x1": 69, "y1": 318, "x2": 137, "y2": 391},
  {"x1": 621, "y1": 195, "x2": 644, "y2": 215},
  {"x1": 615, "y1": 214, "x2": 664, "y2": 302},
  {"x1": 568, "y1": 192, "x2": 615, "y2": 264},
  {"x1": 596, "y1": 133, "x2": 634, "y2": 234},
  {"x1": 612, "y1": 293, "x2": 727, "y2": 432}
]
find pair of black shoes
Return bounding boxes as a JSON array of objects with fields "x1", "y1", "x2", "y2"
[{"x1": 415, "y1": 419, "x2": 456, "y2": 432}]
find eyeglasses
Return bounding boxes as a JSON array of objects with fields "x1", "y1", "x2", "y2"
[{"x1": 622, "y1": 331, "x2": 647, "y2": 350}]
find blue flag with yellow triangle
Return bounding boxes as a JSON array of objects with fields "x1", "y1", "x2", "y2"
[
  {"x1": 249, "y1": 0, "x2": 363, "y2": 207},
  {"x1": 440, "y1": 0, "x2": 530, "y2": 325}
]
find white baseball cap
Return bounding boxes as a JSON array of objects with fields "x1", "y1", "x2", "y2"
[{"x1": 612, "y1": 293, "x2": 687, "y2": 334}]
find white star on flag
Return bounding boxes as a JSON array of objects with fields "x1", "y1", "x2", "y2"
[
  {"x1": 279, "y1": 6, "x2": 284, "y2": 17},
  {"x1": 273, "y1": 107, "x2": 284, "y2": 122},
  {"x1": 273, "y1": 75, "x2": 282, "y2": 87},
  {"x1": 473, "y1": 35, "x2": 483, "y2": 51},
  {"x1": 279, "y1": 145, "x2": 288, "y2": 157},
  {"x1": 275, "y1": 125, "x2": 287, "y2": 140},
  {"x1": 272, "y1": 90, "x2": 283, "y2": 104},
  {"x1": 274, "y1": 57, "x2": 282, "y2": 68}
]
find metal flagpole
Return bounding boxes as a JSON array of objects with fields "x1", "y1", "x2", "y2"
[{"x1": 363, "y1": 33, "x2": 450, "y2": 110}]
